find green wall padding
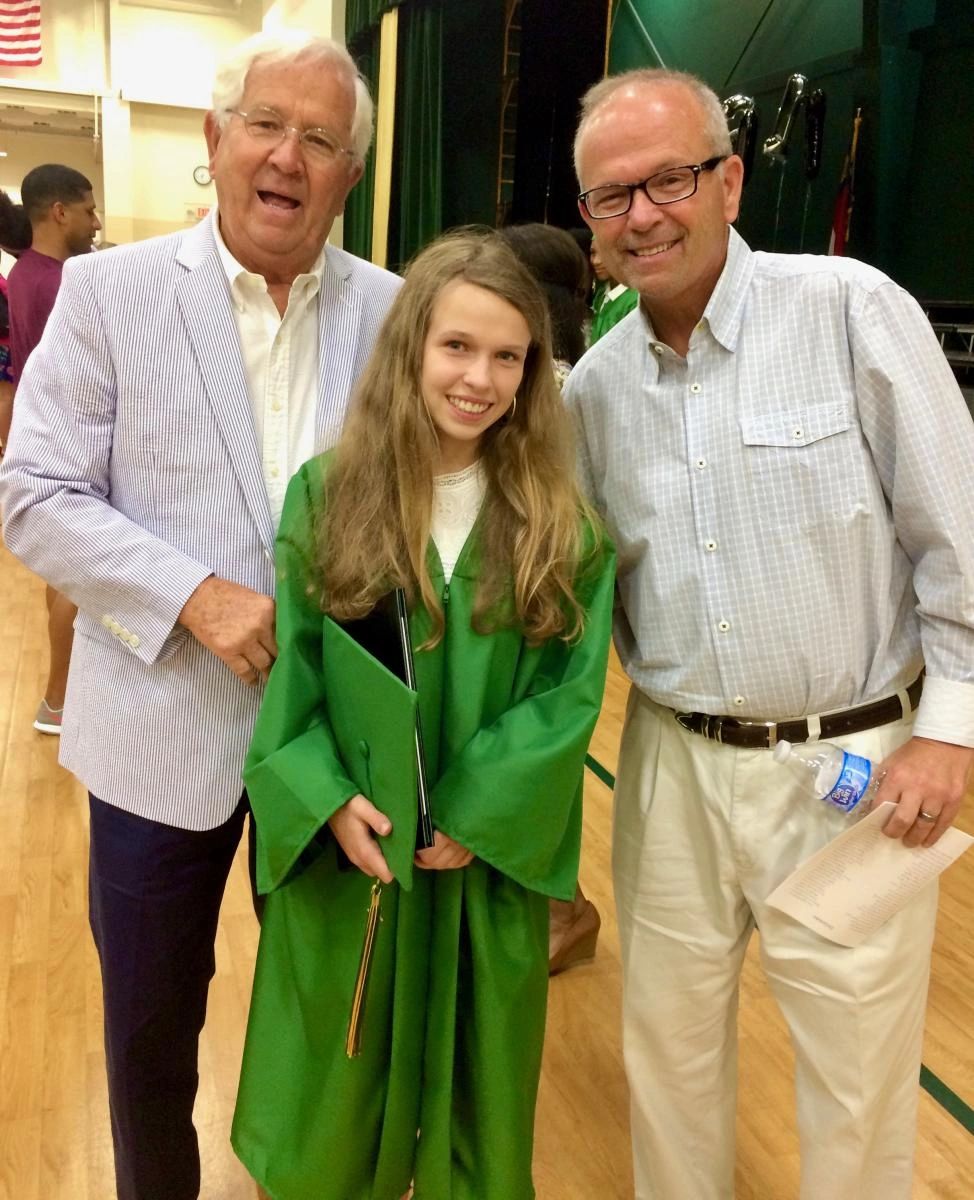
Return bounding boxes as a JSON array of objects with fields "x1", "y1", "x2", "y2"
[
  {"x1": 609, "y1": 0, "x2": 862, "y2": 89},
  {"x1": 604, "y1": 0, "x2": 973, "y2": 298},
  {"x1": 729, "y1": 0, "x2": 862, "y2": 87}
]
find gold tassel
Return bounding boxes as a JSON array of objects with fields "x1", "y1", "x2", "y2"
[{"x1": 345, "y1": 878, "x2": 383, "y2": 1058}]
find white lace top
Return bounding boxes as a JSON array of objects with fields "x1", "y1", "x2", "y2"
[{"x1": 431, "y1": 460, "x2": 486, "y2": 582}]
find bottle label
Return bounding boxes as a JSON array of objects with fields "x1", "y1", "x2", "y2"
[{"x1": 825, "y1": 752, "x2": 872, "y2": 812}]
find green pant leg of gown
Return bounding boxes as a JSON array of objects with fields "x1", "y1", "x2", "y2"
[
  {"x1": 414, "y1": 862, "x2": 549, "y2": 1199},
  {"x1": 232, "y1": 847, "x2": 431, "y2": 1200}
]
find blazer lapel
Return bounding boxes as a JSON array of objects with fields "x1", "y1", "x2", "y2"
[
  {"x1": 174, "y1": 220, "x2": 275, "y2": 554},
  {"x1": 314, "y1": 246, "x2": 364, "y2": 452}
]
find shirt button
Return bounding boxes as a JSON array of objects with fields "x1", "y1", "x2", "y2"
[
  {"x1": 717, "y1": 620, "x2": 730, "y2": 633},
  {"x1": 271, "y1": 402, "x2": 283, "y2": 413},
  {"x1": 733, "y1": 695, "x2": 745, "y2": 707},
  {"x1": 690, "y1": 382, "x2": 702, "y2": 394},
  {"x1": 129, "y1": 634, "x2": 141, "y2": 649},
  {"x1": 270, "y1": 466, "x2": 280, "y2": 479},
  {"x1": 705, "y1": 539, "x2": 718, "y2": 552},
  {"x1": 653, "y1": 345, "x2": 664, "y2": 356},
  {"x1": 792, "y1": 427, "x2": 804, "y2": 440},
  {"x1": 694, "y1": 458, "x2": 707, "y2": 470}
]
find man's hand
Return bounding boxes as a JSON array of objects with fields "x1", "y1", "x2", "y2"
[
  {"x1": 415, "y1": 831, "x2": 474, "y2": 871},
  {"x1": 178, "y1": 575, "x2": 277, "y2": 685},
  {"x1": 328, "y1": 794, "x2": 394, "y2": 883},
  {"x1": 875, "y1": 737, "x2": 974, "y2": 847}
]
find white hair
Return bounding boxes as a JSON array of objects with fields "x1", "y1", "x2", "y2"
[
  {"x1": 574, "y1": 68, "x2": 732, "y2": 181},
  {"x1": 211, "y1": 29, "x2": 374, "y2": 159}
]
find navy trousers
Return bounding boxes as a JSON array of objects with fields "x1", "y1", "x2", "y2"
[{"x1": 88, "y1": 793, "x2": 255, "y2": 1200}]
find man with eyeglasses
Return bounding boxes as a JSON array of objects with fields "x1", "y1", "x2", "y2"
[
  {"x1": 564, "y1": 68, "x2": 974, "y2": 1200},
  {"x1": 0, "y1": 29, "x2": 401, "y2": 1200}
]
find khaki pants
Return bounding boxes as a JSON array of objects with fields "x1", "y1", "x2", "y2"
[{"x1": 614, "y1": 688, "x2": 937, "y2": 1200}]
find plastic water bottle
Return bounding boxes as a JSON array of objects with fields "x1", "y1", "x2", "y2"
[{"x1": 772, "y1": 740, "x2": 883, "y2": 814}]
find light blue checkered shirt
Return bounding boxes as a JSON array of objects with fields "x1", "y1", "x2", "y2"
[{"x1": 564, "y1": 228, "x2": 974, "y2": 745}]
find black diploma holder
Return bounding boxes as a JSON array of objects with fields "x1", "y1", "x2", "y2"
[{"x1": 319, "y1": 588, "x2": 434, "y2": 1055}]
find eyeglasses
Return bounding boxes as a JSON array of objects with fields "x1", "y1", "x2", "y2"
[
  {"x1": 227, "y1": 107, "x2": 357, "y2": 163},
  {"x1": 579, "y1": 156, "x2": 727, "y2": 219}
]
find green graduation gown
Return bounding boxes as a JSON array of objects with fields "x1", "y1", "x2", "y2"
[
  {"x1": 590, "y1": 281, "x2": 638, "y2": 344},
  {"x1": 231, "y1": 455, "x2": 616, "y2": 1200}
]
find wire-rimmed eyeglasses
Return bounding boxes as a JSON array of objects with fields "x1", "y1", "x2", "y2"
[
  {"x1": 579, "y1": 156, "x2": 727, "y2": 220},
  {"x1": 227, "y1": 107, "x2": 358, "y2": 163}
]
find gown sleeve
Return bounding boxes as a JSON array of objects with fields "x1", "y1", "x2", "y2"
[
  {"x1": 430, "y1": 525, "x2": 616, "y2": 901},
  {"x1": 242, "y1": 458, "x2": 361, "y2": 894}
]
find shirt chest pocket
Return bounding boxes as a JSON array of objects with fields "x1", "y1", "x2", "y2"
[
  {"x1": 740, "y1": 402, "x2": 850, "y2": 449},
  {"x1": 739, "y1": 402, "x2": 867, "y2": 518}
]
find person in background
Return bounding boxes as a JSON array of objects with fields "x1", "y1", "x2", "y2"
[
  {"x1": 232, "y1": 228, "x2": 615, "y2": 1200},
  {"x1": 589, "y1": 238, "x2": 637, "y2": 344},
  {"x1": 4, "y1": 165, "x2": 100, "y2": 734},
  {"x1": 0, "y1": 29, "x2": 400, "y2": 1200},
  {"x1": 499, "y1": 222, "x2": 589, "y2": 384},
  {"x1": 0, "y1": 188, "x2": 32, "y2": 458},
  {"x1": 567, "y1": 225, "x2": 598, "y2": 342},
  {"x1": 567, "y1": 67, "x2": 974, "y2": 1200},
  {"x1": 567, "y1": 224, "x2": 595, "y2": 286},
  {"x1": 499, "y1": 221, "x2": 604, "y2": 974},
  {"x1": 8, "y1": 164, "x2": 100, "y2": 382}
]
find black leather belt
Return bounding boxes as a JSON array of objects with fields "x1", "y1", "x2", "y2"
[{"x1": 674, "y1": 674, "x2": 923, "y2": 750}]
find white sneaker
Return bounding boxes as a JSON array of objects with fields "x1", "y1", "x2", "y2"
[{"x1": 33, "y1": 699, "x2": 63, "y2": 735}]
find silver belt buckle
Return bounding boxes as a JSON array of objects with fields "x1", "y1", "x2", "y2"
[{"x1": 736, "y1": 718, "x2": 778, "y2": 748}]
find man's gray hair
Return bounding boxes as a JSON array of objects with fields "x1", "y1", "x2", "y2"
[
  {"x1": 211, "y1": 29, "x2": 374, "y2": 159},
  {"x1": 574, "y1": 68, "x2": 732, "y2": 179}
]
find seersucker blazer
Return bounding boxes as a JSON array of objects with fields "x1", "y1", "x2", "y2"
[{"x1": 0, "y1": 213, "x2": 402, "y2": 830}]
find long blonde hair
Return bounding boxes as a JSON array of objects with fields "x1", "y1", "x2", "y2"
[{"x1": 317, "y1": 228, "x2": 596, "y2": 646}]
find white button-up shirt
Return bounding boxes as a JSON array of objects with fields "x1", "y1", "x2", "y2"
[
  {"x1": 565, "y1": 227, "x2": 974, "y2": 744},
  {"x1": 214, "y1": 217, "x2": 321, "y2": 526}
]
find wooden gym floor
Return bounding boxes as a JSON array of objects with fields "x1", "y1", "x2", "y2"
[{"x1": 1, "y1": 539, "x2": 972, "y2": 1198}]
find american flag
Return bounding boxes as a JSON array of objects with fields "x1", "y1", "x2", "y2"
[
  {"x1": 828, "y1": 107, "x2": 862, "y2": 257},
  {"x1": 0, "y1": 1, "x2": 42, "y2": 69}
]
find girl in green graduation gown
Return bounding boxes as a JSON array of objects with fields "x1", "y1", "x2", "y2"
[{"x1": 232, "y1": 229, "x2": 616, "y2": 1200}]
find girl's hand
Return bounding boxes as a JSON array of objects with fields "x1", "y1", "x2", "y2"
[
  {"x1": 328, "y1": 794, "x2": 394, "y2": 883},
  {"x1": 415, "y1": 831, "x2": 474, "y2": 871}
]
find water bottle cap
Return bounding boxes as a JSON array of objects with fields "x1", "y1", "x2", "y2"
[{"x1": 772, "y1": 739, "x2": 793, "y2": 763}]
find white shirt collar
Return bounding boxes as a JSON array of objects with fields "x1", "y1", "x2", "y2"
[{"x1": 211, "y1": 207, "x2": 325, "y2": 301}]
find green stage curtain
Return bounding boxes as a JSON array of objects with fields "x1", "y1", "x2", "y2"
[
  {"x1": 344, "y1": 0, "x2": 443, "y2": 268},
  {"x1": 347, "y1": 0, "x2": 406, "y2": 51},
  {"x1": 343, "y1": 28, "x2": 379, "y2": 261},
  {"x1": 392, "y1": 2, "x2": 443, "y2": 269}
]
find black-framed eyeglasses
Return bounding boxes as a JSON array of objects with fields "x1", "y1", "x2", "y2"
[
  {"x1": 579, "y1": 156, "x2": 727, "y2": 219},
  {"x1": 227, "y1": 107, "x2": 357, "y2": 163}
]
